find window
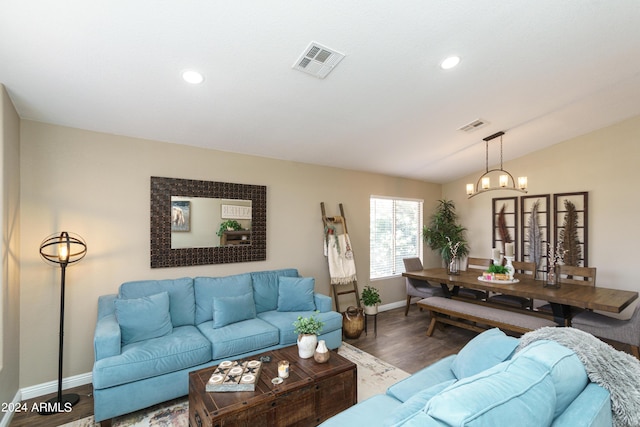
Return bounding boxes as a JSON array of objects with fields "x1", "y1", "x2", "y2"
[{"x1": 370, "y1": 196, "x2": 423, "y2": 279}]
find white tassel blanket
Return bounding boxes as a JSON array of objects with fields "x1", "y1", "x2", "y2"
[{"x1": 325, "y1": 233, "x2": 357, "y2": 285}]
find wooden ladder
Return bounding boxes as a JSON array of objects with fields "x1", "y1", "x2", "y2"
[{"x1": 321, "y1": 202, "x2": 360, "y2": 313}]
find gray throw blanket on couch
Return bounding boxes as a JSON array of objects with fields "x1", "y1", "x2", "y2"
[{"x1": 517, "y1": 327, "x2": 640, "y2": 427}]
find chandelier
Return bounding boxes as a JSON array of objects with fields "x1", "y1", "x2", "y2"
[{"x1": 466, "y1": 131, "x2": 527, "y2": 198}]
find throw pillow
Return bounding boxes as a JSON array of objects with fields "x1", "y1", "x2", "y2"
[
  {"x1": 212, "y1": 292, "x2": 257, "y2": 328},
  {"x1": 450, "y1": 328, "x2": 519, "y2": 379},
  {"x1": 115, "y1": 291, "x2": 173, "y2": 346},
  {"x1": 277, "y1": 276, "x2": 316, "y2": 312}
]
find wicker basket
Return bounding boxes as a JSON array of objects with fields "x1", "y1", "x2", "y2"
[{"x1": 342, "y1": 306, "x2": 364, "y2": 339}]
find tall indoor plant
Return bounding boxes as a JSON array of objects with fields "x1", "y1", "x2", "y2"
[{"x1": 423, "y1": 200, "x2": 469, "y2": 269}]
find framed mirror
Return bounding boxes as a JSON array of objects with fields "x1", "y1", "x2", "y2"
[{"x1": 150, "y1": 176, "x2": 266, "y2": 268}]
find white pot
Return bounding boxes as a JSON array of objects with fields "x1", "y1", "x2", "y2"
[
  {"x1": 364, "y1": 304, "x2": 378, "y2": 315},
  {"x1": 297, "y1": 334, "x2": 318, "y2": 359}
]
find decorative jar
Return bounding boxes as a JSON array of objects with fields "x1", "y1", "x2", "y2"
[
  {"x1": 314, "y1": 340, "x2": 331, "y2": 363},
  {"x1": 447, "y1": 257, "x2": 460, "y2": 275},
  {"x1": 544, "y1": 265, "x2": 560, "y2": 288}
]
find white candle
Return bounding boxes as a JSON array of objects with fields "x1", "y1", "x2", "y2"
[
  {"x1": 278, "y1": 360, "x2": 289, "y2": 378},
  {"x1": 505, "y1": 243, "x2": 514, "y2": 257},
  {"x1": 492, "y1": 248, "x2": 500, "y2": 260}
]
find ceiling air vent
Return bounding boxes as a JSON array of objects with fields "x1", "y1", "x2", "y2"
[
  {"x1": 458, "y1": 119, "x2": 489, "y2": 133},
  {"x1": 293, "y1": 42, "x2": 345, "y2": 79}
]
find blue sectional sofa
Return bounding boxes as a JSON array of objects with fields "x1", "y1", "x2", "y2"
[
  {"x1": 92, "y1": 268, "x2": 342, "y2": 423},
  {"x1": 320, "y1": 328, "x2": 613, "y2": 427}
]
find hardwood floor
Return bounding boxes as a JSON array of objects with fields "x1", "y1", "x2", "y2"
[
  {"x1": 344, "y1": 304, "x2": 476, "y2": 374},
  {"x1": 10, "y1": 304, "x2": 631, "y2": 426}
]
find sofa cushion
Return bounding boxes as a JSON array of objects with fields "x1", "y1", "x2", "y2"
[
  {"x1": 257, "y1": 310, "x2": 343, "y2": 345},
  {"x1": 213, "y1": 292, "x2": 256, "y2": 328},
  {"x1": 195, "y1": 274, "x2": 253, "y2": 324},
  {"x1": 385, "y1": 379, "x2": 456, "y2": 426},
  {"x1": 197, "y1": 318, "x2": 279, "y2": 360},
  {"x1": 119, "y1": 277, "x2": 195, "y2": 327},
  {"x1": 450, "y1": 327, "x2": 519, "y2": 379},
  {"x1": 92, "y1": 325, "x2": 211, "y2": 389},
  {"x1": 513, "y1": 340, "x2": 588, "y2": 418},
  {"x1": 251, "y1": 268, "x2": 299, "y2": 313},
  {"x1": 277, "y1": 276, "x2": 316, "y2": 312},
  {"x1": 425, "y1": 356, "x2": 556, "y2": 427},
  {"x1": 115, "y1": 291, "x2": 173, "y2": 346}
]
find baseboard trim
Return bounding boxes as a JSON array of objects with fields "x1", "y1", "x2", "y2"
[
  {"x1": 20, "y1": 372, "x2": 93, "y2": 400},
  {"x1": 378, "y1": 300, "x2": 406, "y2": 312},
  {"x1": 0, "y1": 391, "x2": 21, "y2": 427}
]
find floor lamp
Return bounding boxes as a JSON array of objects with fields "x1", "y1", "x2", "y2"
[{"x1": 39, "y1": 231, "x2": 87, "y2": 415}]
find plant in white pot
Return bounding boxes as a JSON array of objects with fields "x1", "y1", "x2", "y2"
[
  {"x1": 361, "y1": 285, "x2": 382, "y2": 315},
  {"x1": 293, "y1": 312, "x2": 324, "y2": 359}
]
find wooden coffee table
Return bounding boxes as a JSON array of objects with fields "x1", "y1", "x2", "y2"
[{"x1": 188, "y1": 345, "x2": 357, "y2": 427}]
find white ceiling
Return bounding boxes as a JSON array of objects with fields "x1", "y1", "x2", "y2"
[{"x1": 2, "y1": 1, "x2": 640, "y2": 183}]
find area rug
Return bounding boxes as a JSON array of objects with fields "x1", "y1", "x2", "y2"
[{"x1": 60, "y1": 343, "x2": 409, "y2": 426}]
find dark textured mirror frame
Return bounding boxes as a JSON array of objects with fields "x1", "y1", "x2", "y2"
[{"x1": 150, "y1": 176, "x2": 267, "y2": 268}]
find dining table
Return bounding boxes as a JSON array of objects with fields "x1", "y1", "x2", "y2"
[{"x1": 402, "y1": 267, "x2": 638, "y2": 325}]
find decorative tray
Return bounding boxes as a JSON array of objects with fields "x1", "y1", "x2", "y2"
[
  {"x1": 206, "y1": 360, "x2": 263, "y2": 392},
  {"x1": 477, "y1": 276, "x2": 519, "y2": 284}
]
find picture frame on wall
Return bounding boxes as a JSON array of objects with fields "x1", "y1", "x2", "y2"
[{"x1": 171, "y1": 200, "x2": 191, "y2": 232}]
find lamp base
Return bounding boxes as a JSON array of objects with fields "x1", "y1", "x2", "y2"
[{"x1": 38, "y1": 393, "x2": 80, "y2": 415}]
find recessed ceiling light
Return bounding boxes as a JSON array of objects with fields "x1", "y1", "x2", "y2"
[
  {"x1": 182, "y1": 70, "x2": 204, "y2": 84},
  {"x1": 440, "y1": 56, "x2": 461, "y2": 70}
]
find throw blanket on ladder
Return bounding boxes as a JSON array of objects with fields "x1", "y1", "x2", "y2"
[
  {"x1": 325, "y1": 233, "x2": 357, "y2": 285},
  {"x1": 517, "y1": 327, "x2": 640, "y2": 427}
]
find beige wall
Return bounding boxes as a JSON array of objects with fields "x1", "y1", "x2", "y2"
[
  {"x1": 0, "y1": 85, "x2": 21, "y2": 422},
  {"x1": 443, "y1": 115, "x2": 640, "y2": 315},
  {"x1": 19, "y1": 120, "x2": 441, "y2": 388}
]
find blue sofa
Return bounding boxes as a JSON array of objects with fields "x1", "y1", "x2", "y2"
[
  {"x1": 320, "y1": 328, "x2": 612, "y2": 427},
  {"x1": 92, "y1": 268, "x2": 342, "y2": 423}
]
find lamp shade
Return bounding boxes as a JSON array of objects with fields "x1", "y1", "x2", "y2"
[{"x1": 39, "y1": 232, "x2": 87, "y2": 267}]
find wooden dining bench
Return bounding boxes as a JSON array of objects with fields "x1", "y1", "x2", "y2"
[{"x1": 418, "y1": 296, "x2": 557, "y2": 336}]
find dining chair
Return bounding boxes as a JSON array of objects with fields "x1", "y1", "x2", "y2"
[
  {"x1": 456, "y1": 257, "x2": 491, "y2": 301},
  {"x1": 571, "y1": 304, "x2": 640, "y2": 359},
  {"x1": 557, "y1": 265, "x2": 597, "y2": 286},
  {"x1": 466, "y1": 257, "x2": 492, "y2": 270},
  {"x1": 402, "y1": 257, "x2": 444, "y2": 316},
  {"x1": 537, "y1": 265, "x2": 597, "y2": 314},
  {"x1": 487, "y1": 261, "x2": 536, "y2": 309}
]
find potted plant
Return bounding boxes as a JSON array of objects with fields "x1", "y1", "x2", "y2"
[
  {"x1": 216, "y1": 219, "x2": 242, "y2": 237},
  {"x1": 485, "y1": 264, "x2": 510, "y2": 281},
  {"x1": 361, "y1": 285, "x2": 382, "y2": 315},
  {"x1": 293, "y1": 312, "x2": 324, "y2": 358},
  {"x1": 423, "y1": 200, "x2": 469, "y2": 267}
]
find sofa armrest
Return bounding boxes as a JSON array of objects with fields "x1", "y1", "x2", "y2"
[
  {"x1": 551, "y1": 383, "x2": 612, "y2": 427},
  {"x1": 94, "y1": 295, "x2": 121, "y2": 360},
  {"x1": 314, "y1": 293, "x2": 332, "y2": 312}
]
